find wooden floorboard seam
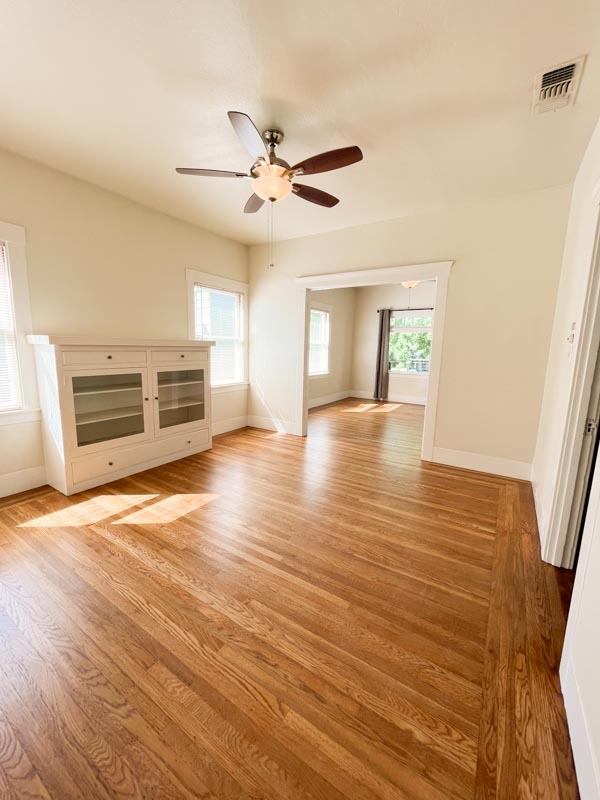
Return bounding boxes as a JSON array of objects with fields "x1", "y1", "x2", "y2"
[{"x1": 0, "y1": 398, "x2": 577, "y2": 799}]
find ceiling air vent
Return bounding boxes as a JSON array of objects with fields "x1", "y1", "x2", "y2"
[{"x1": 533, "y1": 56, "x2": 586, "y2": 114}]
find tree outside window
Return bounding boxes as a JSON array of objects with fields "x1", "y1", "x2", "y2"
[{"x1": 388, "y1": 314, "x2": 432, "y2": 374}]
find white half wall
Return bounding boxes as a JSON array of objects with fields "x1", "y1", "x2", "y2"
[{"x1": 249, "y1": 184, "x2": 570, "y2": 467}]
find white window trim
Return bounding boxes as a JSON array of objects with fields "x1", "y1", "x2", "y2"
[
  {"x1": 309, "y1": 302, "x2": 332, "y2": 378},
  {"x1": 0, "y1": 221, "x2": 39, "y2": 422},
  {"x1": 186, "y1": 268, "x2": 249, "y2": 389}
]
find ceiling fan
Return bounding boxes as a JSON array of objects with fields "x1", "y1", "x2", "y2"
[{"x1": 176, "y1": 111, "x2": 363, "y2": 213}]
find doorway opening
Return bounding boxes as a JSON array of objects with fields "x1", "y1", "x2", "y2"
[{"x1": 295, "y1": 262, "x2": 452, "y2": 461}]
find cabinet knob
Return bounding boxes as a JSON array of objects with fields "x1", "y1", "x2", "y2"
[
  {"x1": 187, "y1": 440, "x2": 191, "y2": 444},
  {"x1": 108, "y1": 461, "x2": 114, "y2": 466},
  {"x1": 144, "y1": 397, "x2": 149, "y2": 401},
  {"x1": 180, "y1": 354, "x2": 185, "y2": 358},
  {"x1": 154, "y1": 396, "x2": 158, "y2": 400},
  {"x1": 107, "y1": 355, "x2": 113, "y2": 359}
]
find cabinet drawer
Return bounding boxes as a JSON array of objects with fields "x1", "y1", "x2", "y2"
[
  {"x1": 71, "y1": 427, "x2": 210, "y2": 485},
  {"x1": 62, "y1": 349, "x2": 147, "y2": 367},
  {"x1": 151, "y1": 349, "x2": 207, "y2": 365}
]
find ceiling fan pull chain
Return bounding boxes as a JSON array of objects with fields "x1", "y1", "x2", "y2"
[{"x1": 268, "y1": 201, "x2": 275, "y2": 269}]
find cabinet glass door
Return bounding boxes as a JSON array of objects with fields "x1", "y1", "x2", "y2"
[
  {"x1": 155, "y1": 368, "x2": 205, "y2": 433},
  {"x1": 72, "y1": 372, "x2": 147, "y2": 448}
]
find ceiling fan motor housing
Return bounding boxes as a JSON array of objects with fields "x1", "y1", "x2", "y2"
[
  {"x1": 263, "y1": 129, "x2": 284, "y2": 147},
  {"x1": 248, "y1": 129, "x2": 292, "y2": 201}
]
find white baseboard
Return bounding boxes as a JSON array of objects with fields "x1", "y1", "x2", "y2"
[
  {"x1": 349, "y1": 390, "x2": 427, "y2": 406},
  {"x1": 431, "y1": 447, "x2": 531, "y2": 480},
  {"x1": 308, "y1": 390, "x2": 352, "y2": 410},
  {"x1": 532, "y1": 484, "x2": 548, "y2": 544},
  {"x1": 247, "y1": 415, "x2": 295, "y2": 434},
  {"x1": 212, "y1": 416, "x2": 248, "y2": 436},
  {"x1": 561, "y1": 659, "x2": 600, "y2": 799},
  {"x1": 0, "y1": 465, "x2": 47, "y2": 499}
]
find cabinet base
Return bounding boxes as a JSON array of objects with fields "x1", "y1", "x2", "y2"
[{"x1": 58, "y1": 440, "x2": 211, "y2": 495}]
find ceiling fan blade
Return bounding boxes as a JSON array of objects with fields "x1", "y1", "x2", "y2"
[
  {"x1": 292, "y1": 183, "x2": 339, "y2": 208},
  {"x1": 176, "y1": 168, "x2": 248, "y2": 178},
  {"x1": 227, "y1": 111, "x2": 269, "y2": 162},
  {"x1": 292, "y1": 145, "x2": 363, "y2": 175},
  {"x1": 244, "y1": 194, "x2": 266, "y2": 214}
]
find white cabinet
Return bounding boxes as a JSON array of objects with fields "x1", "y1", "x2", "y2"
[{"x1": 28, "y1": 336, "x2": 214, "y2": 495}]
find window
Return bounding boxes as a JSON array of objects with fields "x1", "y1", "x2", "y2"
[
  {"x1": 0, "y1": 243, "x2": 22, "y2": 411},
  {"x1": 309, "y1": 308, "x2": 330, "y2": 376},
  {"x1": 193, "y1": 285, "x2": 244, "y2": 386},
  {"x1": 187, "y1": 270, "x2": 248, "y2": 388},
  {"x1": 388, "y1": 310, "x2": 433, "y2": 374}
]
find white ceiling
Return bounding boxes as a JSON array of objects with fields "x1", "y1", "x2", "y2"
[{"x1": 2, "y1": 0, "x2": 600, "y2": 245}]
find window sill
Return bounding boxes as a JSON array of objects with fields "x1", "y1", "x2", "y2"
[
  {"x1": 309, "y1": 372, "x2": 330, "y2": 379},
  {"x1": 388, "y1": 371, "x2": 429, "y2": 378},
  {"x1": 211, "y1": 382, "x2": 249, "y2": 394},
  {"x1": 0, "y1": 408, "x2": 41, "y2": 426}
]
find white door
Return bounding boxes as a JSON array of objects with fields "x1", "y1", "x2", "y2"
[
  {"x1": 151, "y1": 365, "x2": 207, "y2": 438},
  {"x1": 565, "y1": 345, "x2": 600, "y2": 566},
  {"x1": 64, "y1": 367, "x2": 153, "y2": 455}
]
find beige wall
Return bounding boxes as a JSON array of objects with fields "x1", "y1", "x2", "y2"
[
  {"x1": 0, "y1": 420, "x2": 43, "y2": 474},
  {"x1": 249, "y1": 183, "x2": 570, "y2": 466},
  {"x1": 351, "y1": 281, "x2": 436, "y2": 403},
  {"x1": 0, "y1": 147, "x2": 248, "y2": 491},
  {"x1": 308, "y1": 288, "x2": 356, "y2": 405}
]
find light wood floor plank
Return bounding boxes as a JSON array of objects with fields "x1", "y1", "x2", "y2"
[{"x1": 0, "y1": 399, "x2": 577, "y2": 798}]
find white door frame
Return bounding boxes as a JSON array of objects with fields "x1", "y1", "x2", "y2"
[
  {"x1": 295, "y1": 261, "x2": 453, "y2": 460},
  {"x1": 543, "y1": 183, "x2": 600, "y2": 566}
]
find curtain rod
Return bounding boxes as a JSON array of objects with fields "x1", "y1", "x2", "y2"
[{"x1": 377, "y1": 307, "x2": 434, "y2": 313}]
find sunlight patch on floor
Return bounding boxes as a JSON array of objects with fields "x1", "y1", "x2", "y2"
[
  {"x1": 18, "y1": 492, "x2": 218, "y2": 527},
  {"x1": 113, "y1": 493, "x2": 218, "y2": 524},
  {"x1": 19, "y1": 495, "x2": 156, "y2": 527},
  {"x1": 369, "y1": 403, "x2": 402, "y2": 413},
  {"x1": 342, "y1": 403, "x2": 402, "y2": 413}
]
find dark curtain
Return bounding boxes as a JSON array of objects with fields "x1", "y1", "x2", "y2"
[{"x1": 374, "y1": 308, "x2": 391, "y2": 401}]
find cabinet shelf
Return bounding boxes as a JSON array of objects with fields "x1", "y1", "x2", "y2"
[
  {"x1": 157, "y1": 378, "x2": 204, "y2": 388},
  {"x1": 159, "y1": 398, "x2": 205, "y2": 411},
  {"x1": 73, "y1": 383, "x2": 142, "y2": 396},
  {"x1": 76, "y1": 407, "x2": 144, "y2": 426}
]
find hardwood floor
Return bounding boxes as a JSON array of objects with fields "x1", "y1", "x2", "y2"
[{"x1": 0, "y1": 398, "x2": 577, "y2": 799}]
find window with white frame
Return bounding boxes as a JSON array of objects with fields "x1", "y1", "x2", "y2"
[
  {"x1": 192, "y1": 282, "x2": 245, "y2": 386},
  {"x1": 388, "y1": 310, "x2": 433, "y2": 374},
  {"x1": 0, "y1": 242, "x2": 22, "y2": 411},
  {"x1": 309, "y1": 307, "x2": 330, "y2": 376}
]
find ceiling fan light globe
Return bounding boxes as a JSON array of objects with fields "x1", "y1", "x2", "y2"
[{"x1": 251, "y1": 174, "x2": 293, "y2": 202}]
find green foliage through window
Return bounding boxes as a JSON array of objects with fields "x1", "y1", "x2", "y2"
[{"x1": 388, "y1": 315, "x2": 432, "y2": 373}]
